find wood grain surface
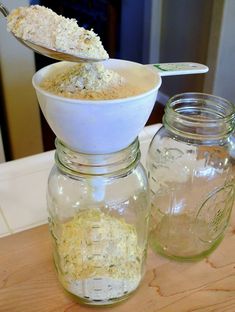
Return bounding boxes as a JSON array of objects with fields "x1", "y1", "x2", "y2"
[{"x1": 0, "y1": 207, "x2": 235, "y2": 312}]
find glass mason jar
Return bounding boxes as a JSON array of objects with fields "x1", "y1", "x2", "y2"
[
  {"x1": 47, "y1": 138, "x2": 150, "y2": 305},
  {"x1": 147, "y1": 93, "x2": 235, "y2": 261}
]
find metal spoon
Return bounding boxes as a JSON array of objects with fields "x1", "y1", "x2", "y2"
[{"x1": 0, "y1": 3, "x2": 107, "y2": 63}]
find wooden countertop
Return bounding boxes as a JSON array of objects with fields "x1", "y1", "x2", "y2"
[{"x1": 1, "y1": 211, "x2": 235, "y2": 312}]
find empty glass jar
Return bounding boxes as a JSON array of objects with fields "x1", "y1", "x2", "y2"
[
  {"x1": 47, "y1": 138, "x2": 150, "y2": 305},
  {"x1": 147, "y1": 93, "x2": 235, "y2": 261}
]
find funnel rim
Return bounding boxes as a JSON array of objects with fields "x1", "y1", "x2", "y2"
[{"x1": 32, "y1": 59, "x2": 162, "y2": 105}]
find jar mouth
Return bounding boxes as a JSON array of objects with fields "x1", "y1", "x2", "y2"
[
  {"x1": 164, "y1": 92, "x2": 235, "y2": 140},
  {"x1": 55, "y1": 138, "x2": 140, "y2": 176}
]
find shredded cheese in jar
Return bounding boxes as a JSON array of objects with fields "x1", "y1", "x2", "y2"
[{"x1": 54, "y1": 209, "x2": 144, "y2": 301}]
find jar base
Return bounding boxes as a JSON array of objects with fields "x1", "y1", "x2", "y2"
[{"x1": 149, "y1": 234, "x2": 224, "y2": 262}]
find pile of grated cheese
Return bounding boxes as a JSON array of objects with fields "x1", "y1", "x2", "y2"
[
  {"x1": 57, "y1": 209, "x2": 143, "y2": 282},
  {"x1": 7, "y1": 5, "x2": 108, "y2": 60},
  {"x1": 40, "y1": 62, "x2": 139, "y2": 100}
]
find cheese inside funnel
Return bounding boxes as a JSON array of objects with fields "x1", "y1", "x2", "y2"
[{"x1": 38, "y1": 60, "x2": 158, "y2": 100}]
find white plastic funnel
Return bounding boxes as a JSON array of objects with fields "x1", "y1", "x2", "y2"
[
  {"x1": 32, "y1": 59, "x2": 160, "y2": 154},
  {"x1": 32, "y1": 59, "x2": 208, "y2": 154}
]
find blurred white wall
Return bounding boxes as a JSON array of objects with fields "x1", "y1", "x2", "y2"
[
  {"x1": 0, "y1": 0, "x2": 43, "y2": 160},
  {"x1": 146, "y1": 0, "x2": 235, "y2": 104},
  {"x1": 204, "y1": 0, "x2": 235, "y2": 103}
]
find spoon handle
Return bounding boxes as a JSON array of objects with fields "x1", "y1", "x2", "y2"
[
  {"x1": 0, "y1": 3, "x2": 9, "y2": 17},
  {"x1": 146, "y1": 62, "x2": 209, "y2": 76}
]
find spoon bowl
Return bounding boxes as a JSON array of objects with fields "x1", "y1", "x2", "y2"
[{"x1": 14, "y1": 36, "x2": 107, "y2": 63}]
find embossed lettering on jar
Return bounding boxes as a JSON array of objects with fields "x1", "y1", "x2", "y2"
[{"x1": 147, "y1": 93, "x2": 235, "y2": 261}]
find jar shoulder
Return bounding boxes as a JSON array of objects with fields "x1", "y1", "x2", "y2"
[{"x1": 47, "y1": 163, "x2": 149, "y2": 204}]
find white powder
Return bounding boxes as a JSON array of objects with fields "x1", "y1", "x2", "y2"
[{"x1": 67, "y1": 277, "x2": 140, "y2": 302}]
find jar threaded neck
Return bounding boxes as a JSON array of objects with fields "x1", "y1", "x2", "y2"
[
  {"x1": 55, "y1": 138, "x2": 140, "y2": 176},
  {"x1": 163, "y1": 93, "x2": 235, "y2": 141}
]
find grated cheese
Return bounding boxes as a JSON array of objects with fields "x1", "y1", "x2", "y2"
[
  {"x1": 55, "y1": 209, "x2": 144, "y2": 300},
  {"x1": 40, "y1": 62, "x2": 140, "y2": 100},
  {"x1": 7, "y1": 5, "x2": 108, "y2": 60}
]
